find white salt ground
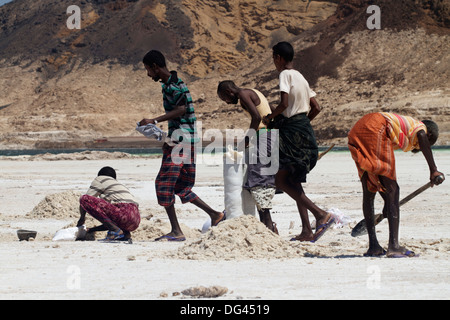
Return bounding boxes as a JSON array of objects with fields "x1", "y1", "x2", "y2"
[{"x1": 0, "y1": 151, "x2": 449, "y2": 300}]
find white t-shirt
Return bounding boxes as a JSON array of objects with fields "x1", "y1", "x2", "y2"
[{"x1": 279, "y1": 69, "x2": 316, "y2": 118}]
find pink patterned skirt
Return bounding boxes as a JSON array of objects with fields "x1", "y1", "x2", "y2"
[{"x1": 80, "y1": 195, "x2": 141, "y2": 232}]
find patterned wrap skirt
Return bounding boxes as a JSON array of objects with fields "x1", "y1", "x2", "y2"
[
  {"x1": 271, "y1": 113, "x2": 318, "y2": 183},
  {"x1": 348, "y1": 113, "x2": 396, "y2": 193}
]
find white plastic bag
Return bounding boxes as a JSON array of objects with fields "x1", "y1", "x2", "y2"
[
  {"x1": 223, "y1": 152, "x2": 244, "y2": 219},
  {"x1": 135, "y1": 123, "x2": 166, "y2": 141},
  {"x1": 52, "y1": 226, "x2": 87, "y2": 241},
  {"x1": 202, "y1": 146, "x2": 257, "y2": 233},
  {"x1": 328, "y1": 208, "x2": 353, "y2": 229},
  {"x1": 201, "y1": 219, "x2": 211, "y2": 234}
]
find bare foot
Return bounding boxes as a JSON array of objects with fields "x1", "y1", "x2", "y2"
[
  {"x1": 290, "y1": 232, "x2": 314, "y2": 242},
  {"x1": 155, "y1": 233, "x2": 186, "y2": 241},
  {"x1": 364, "y1": 246, "x2": 387, "y2": 257},
  {"x1": 211, "y1": 211, "x2": 226, "y2": 227}
]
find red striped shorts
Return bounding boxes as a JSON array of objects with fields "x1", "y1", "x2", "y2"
[{"x1": 155, "y1": 144, "x2": 199, "y2": 207}]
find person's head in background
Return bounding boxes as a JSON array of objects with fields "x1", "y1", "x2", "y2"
[
  {"x1": 272, "y1": 41, "x2": 294, "y2": 72},
  {"x1": 98, "y1": 166, "x2": 116, "y2": 179}
]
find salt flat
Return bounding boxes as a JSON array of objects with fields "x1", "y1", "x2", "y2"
[{"x1": 0, "y1": 151, "x2": 449, "y2": 300}]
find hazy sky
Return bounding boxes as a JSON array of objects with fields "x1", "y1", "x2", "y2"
[{"x1": 0, "y1": 0, "x2": 14, "y2": 7}]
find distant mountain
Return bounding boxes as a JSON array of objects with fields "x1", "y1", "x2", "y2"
[
  {"x1": 243, "y1": 0, "x2": 450, "y2": 145},
  {"x1": 0, "y1": 0, "x2": 337, "y2": 78},
  {"x1": 0, "y1": 1, "x2": 14, "y2": 7},
  {"x1": 0, "y1": 0, "x2": 448, "y2": 149}
]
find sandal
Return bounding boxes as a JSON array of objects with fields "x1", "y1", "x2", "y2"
[
  {"x1": 155, "y1": 234, "x2": 186, "y2": 242},
  {"x1": 387, "y1": 250, "x2": 418, "y2": 258},
  {"x1": 311, "y1": 216, "x2": 335, "y2": 243},
  {"x1": 100, "y1": 229, "x2": 125, "y2": 242}
]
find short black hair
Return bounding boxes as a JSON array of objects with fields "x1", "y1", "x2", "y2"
[
  {"x1": 217, "y1": 80, "x2": 237, "y2": 95},
  {"x1": 422, "y1": 120, "x2": 439, "y2": 145},
  {"x1": 272, "y1": 41, "x2": 294, "y2": 62},
  {"x1": 98, "y1": 166, "x2": 116, "y2": 179},
  {"x1": 143, "y1": 50, "x2": 166, "y2": 68}
]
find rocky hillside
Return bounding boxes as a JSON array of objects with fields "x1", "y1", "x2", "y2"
[{"x1": 0, "y1": 0, "x2": 448, "y2": 149}]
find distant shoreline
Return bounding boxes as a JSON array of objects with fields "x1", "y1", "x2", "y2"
[{"x1": 1, "y1": 145, "x2": 449, "y2": 157}]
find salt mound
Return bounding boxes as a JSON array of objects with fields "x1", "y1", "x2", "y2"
[
  {"x1": 173, "y1": 215, "x2": 304, "y2": 260},
  {"x1": 27, "y1": 190, "x2": 83, "y2": 219}
]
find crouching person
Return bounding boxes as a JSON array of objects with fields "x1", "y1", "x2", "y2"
[{"x1": 77, "y1": 166, "x2": 140, "y2": 242}]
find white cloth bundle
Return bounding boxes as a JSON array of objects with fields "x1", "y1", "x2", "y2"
[
  {"x1": 52, "y1": 226, "x2": 87, "y2": 241},
  {"x1": 328, "y1": 208, "x2": 353, "y2": 229},
  {"x1": 135, "y1": 123, "x2": 166, "y2": 141},
  {"x1": 312, "y1": 208, "x2": 353, "y2": 230}
]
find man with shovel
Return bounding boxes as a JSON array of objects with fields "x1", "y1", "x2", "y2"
[{"x1": 348, "y1": 112, "x2": 444, "y2": 257}]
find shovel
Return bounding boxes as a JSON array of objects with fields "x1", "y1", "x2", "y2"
[
  {"x1": 351, "y1": 174, "x2": 445, "y2": 237},
  {"x1": 318, "y1": 143, "x2": 335, "y2": 160}
]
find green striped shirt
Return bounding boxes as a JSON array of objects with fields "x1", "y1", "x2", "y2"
[
  {"x1": 86, "y1": 176, "x2": 138, "y2": 206},
  {"x1": 162, "y1": 71, "x2": 197, "y2": 143}
]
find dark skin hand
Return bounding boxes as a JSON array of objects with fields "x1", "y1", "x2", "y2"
[
  {"x1": 307, "y1": 97, "x2": 321, "y2": 121},
  {"x1": 262, "y1": 55, "x2": 322, "y2": 125},
  {"x1": 262, "y1": 94, "x2": 321, "y2": 125},
  {"x1": 262, "y1": 91, "x2": 288, "y2": 125},
  {"x1": 76, "y1": 206, "x2": 86, "y2": 227},
  {"x1": 417, "y1": 129, "x2": 445, "y2": 185},
  {"x1": 139, "y1": 104, "x2": 185, "y2": 127}
]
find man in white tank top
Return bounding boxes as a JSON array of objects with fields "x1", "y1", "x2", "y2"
[{"x1": 218, "y1": 80, "x2": 278, "y2": 234}]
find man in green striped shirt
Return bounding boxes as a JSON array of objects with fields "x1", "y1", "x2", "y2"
[{"x1": 139, "y1": 50, "x2": 225, "y2": 241}]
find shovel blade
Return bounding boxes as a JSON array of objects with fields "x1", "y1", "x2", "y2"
[{"x1": 351, "y1": 213, "x2": 384, "y2": 237}]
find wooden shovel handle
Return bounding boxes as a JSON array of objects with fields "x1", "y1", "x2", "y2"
[{"x1": 318, "y1": 143, "x2": 335, "y2": 160}]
